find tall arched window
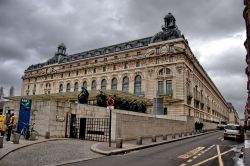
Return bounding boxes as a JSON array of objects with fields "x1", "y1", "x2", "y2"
[
  {"x1": 74, "y1": 82, "x2": 79, "y2": 92},
  {"x1": 83, "y1": 81, "x2": 87, "y2": 89},
  {"x1": 122, "y1": 76, "x2": 129, "y2": 92},
  {"x1": 101, "y1": 79, "x2": 107, "y2": 90},
  {"x1": 59, "y1": 84, "x2": 63, "y2": 93},
  {"x1": 111, "y1": 78, "x2": 117, "y2": 90},
  {"x1": 66, "y1": 83, "x2": 71, "y2": 92},
  {"x1": 165, "y1": 68, "x2": 171, "y2": 74},
  {"x1": 134, "y1": 75, "x2": 141, "y2": 95},
  {"x1": 91, "y1": 80, "x2": 96, "y2": 90},
  {"x1": 159, "y1": 68, "x2": 164, "y2": 75}
]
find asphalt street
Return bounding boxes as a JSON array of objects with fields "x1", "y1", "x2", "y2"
[{"x1": 65, "y1": 132, "x2": 244, "y2": 166}]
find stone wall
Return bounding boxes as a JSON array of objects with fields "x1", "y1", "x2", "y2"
[
  {"x1": 4, "y1": 100, "x2": 217, "y2": 140},
  {"x1": 112, "y1": 110, "x2": 195, "y2": 140}
]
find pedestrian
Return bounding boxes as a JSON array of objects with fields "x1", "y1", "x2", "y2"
[
  {"x1": 6, "y1": 113, "x2": 15, "y2": 141},
  {"x1": 195, "y1": 122, "x2": 198, "y2": 132},
  {"x1": 0, "y1": 112, "x2": 6, "y2": 136}
]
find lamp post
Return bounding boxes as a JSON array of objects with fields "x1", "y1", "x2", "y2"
[{"x1": 107, "y1": 97, "x2": 114, "y2": 147}]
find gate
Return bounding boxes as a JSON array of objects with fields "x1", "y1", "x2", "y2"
[{"x1": 68, "y1": 114, "x2": 110, "y2": 142}]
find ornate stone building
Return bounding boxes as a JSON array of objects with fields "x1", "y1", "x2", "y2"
[
  {"x1": 244, "y1": 0, "x2": 250, "y2": 125},
  {"x1": 21, "y1": 13, "x2": 229, "y2": 123}
]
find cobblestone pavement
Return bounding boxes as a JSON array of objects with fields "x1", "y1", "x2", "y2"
[{"x1": 1, "y1": 139, "x2": 104, "y2": 166}]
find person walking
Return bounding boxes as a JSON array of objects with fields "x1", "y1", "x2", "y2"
[{"x1": 6, "y1": 113, "x2": 15, "y2": 141}]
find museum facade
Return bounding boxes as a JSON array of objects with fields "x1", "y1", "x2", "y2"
[{"x1": 21, "y1": 13, "x2": 229, "y2": 123}]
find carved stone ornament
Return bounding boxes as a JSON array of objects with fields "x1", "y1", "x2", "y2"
[{"x1": 176, "y1": 65, "x2": 183, "y2": 74}]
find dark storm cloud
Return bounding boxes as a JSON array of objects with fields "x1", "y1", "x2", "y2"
[{"x1": 0, "y1": 0, "x2": 246, "y2": 117}]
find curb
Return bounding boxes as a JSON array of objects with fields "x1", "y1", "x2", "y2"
[
  {"x1": 0, "y1": 138, "x2": 70, "y2": 160},
  {"x1": 91, "y1": 131, "x2": 217, "y2": 156}
]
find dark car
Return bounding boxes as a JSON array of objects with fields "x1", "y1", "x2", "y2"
[{"x1": 224, "y1": 124, "x2": 244, "y2": 141}]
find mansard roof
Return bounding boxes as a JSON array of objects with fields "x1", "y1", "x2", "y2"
[
  {"x1": 26, "y1": 13, "x2": 183, "y2": 71},
  {"x1": 26, "y1": 37, "x2": 152, "y2": 71}
]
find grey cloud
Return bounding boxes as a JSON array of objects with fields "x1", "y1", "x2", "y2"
[
  {"x1": 201, "y1": 47, "x2": 246, "y2": 77},
  {"x1": 0, "y1": 0, "x2": 246, "y2": 117}
]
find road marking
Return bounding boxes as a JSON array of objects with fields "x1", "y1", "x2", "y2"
[
  {"x1": 178, "y1": 146, "x2": 205, "y2": 159},
  {"x1": 192, "y1": 148, "x2": 234, "y2": 166},
  {"x1": 216, "y1": 145, "x2": 224, "y2": 166}
]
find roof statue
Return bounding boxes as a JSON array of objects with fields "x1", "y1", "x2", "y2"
[{"x1": 150, "y1": 13, "x2": 182, "y2": 43}]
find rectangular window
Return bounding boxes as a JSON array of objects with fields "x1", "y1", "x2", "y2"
[
  {"x1": 114, "y1": 56, "x2": 118, "y2": 59},
  {"x1": 84, "y1": 70, "x2": 87, "y2": 74},
  {"x1": 158, "y1": 81, "x2": 164, "y2": 94},
  {"x1": 124, "y1": 63, "x2": 128, "y2": 69},
  {"x1": 104, "y1": 58, "x2": 107, "y2": 61},
  {"x1": 155, "y1": 57, "x2": 160, "y2": 64},
  {"x1": 93, "y1": 68, "x2": 96, "y2": 73},
  {"x1": 169, "y1": 56, "x2": 173, "y2": 62},
  {"x1": 103, "y1": 66, "x2": 106, "y2": 72},
  {"x1": 136, "y1": 61, "x2": 140, "y2": 67},
  {"x1": 166, "y1": 80, "x2": 173, "y2": 94},
  {"x1": 113, "y1": 65, "x2": 116, "y2": 70},
  {"x1": 137, "y1": 51, "x2": 141, "y2": 56},
  {"x1": 156, "y1": 47, "x2": 161, "y2": 55}
]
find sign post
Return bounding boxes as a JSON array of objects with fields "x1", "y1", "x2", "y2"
[{"x1": 107, "y1": 97, "x2": 114, "y2": 147}]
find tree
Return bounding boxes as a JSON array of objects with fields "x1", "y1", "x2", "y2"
[{"x1": 9, "y1": 86, "x2": 14, "y2": 97}]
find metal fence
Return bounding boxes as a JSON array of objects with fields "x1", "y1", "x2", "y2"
[{"x1": 68, "y1": 114, "x2": 110, "y2": 142}]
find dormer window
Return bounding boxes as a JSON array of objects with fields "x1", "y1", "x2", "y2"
[
  {"x1": 96, "y1": 51, "x2": 100, "y2": 55},
  {"x1": 126, "y1": 44, "x2": 132, "y2": 49},
  {"x1": 138, "y1": 42, "x2": 143, "y2": 47},
  {"x1": 105, "y1": 49, "x2": 110, "y2": 54},
  {"x1": 115, "y1": 47, "x2": 121, "y2": 51}
]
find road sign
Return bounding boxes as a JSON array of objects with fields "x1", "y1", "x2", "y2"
[{"x1": 107, "y1": 97, "x2": 114, "y2": 106}]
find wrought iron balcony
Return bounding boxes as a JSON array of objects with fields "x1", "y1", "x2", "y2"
[{"x1": 157, "y1": 89, "x2": 173, "y2": 96}]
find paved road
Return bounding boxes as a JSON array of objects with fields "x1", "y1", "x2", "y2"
[
  {"x1": 66, "y1": 132, "x2": 244, "y2": 166},
  {"x1": 0, "y1": 140, "x2": 103, "y2": 166}
]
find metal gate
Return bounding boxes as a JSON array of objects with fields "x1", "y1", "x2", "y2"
[{"x1": 67, "y1": 114, "x2": 110, "y2": 142}]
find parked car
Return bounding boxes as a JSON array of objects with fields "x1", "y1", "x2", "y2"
[
  {"x1": 224, "y1": 124, "x2": 244, "y2": 141},
  {"x1": 217, "y1": 123, "x2": 226, "y2": 130}
]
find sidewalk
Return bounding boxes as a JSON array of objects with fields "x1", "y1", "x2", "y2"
[
  {"x1": 91, "y1": 131, "x2": 217, "y2": 156},
  {"x1": 244, "y1": 130, "x2": 250, "y2": 166},
  {"x1": 0, "y1": 135, "x2": 69, "y2": 160}
]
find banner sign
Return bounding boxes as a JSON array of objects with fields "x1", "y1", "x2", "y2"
[{"x1": 17, "y1": 98, "x2": 32, "y2": 133}]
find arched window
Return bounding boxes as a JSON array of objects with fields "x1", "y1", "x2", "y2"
[
  {"x1": 83, "y1": 81, "x2": 87, "y2": 89},
  {"x1": 159, "y1": 68, "x2": 164, "y2": 75},
  {"x1": 101, "y1": 79, "x2": 107, "y2": 90},
  {"x1": 91, "y1": 80, "x2": 96, "y2": 90},
  {"x1": 74, "y1": 82, "x2": 79, "y2": 92},
  {"x1": 122, "y1": 76, "x2": 129, "y2": 92},
  {"x1": 59, "y1": 84, "x2": 63, "y2": 93},
  {"x1": 66, "y1": 83, "x2": 71, "y2": 92},
  {"x1": 134, "y1": 75, "x2": 142, "y2": 95},
  {"x1": 165, "y1": 68, "x2": 171, "y2": 74},
  {"x1": 111, "y1": 78, "x2": 117, "y2": 90}
]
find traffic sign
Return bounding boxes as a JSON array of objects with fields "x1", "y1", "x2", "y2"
[{"x1": 107, "y1": 97, "x2": 114, "y2": 106}]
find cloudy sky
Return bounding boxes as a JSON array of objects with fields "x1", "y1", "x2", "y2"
[{"x1": 0, "y1": 0, "x2": 246, "y2": 117}]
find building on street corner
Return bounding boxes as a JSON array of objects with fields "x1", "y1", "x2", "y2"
[{"x1": 20, "y1": 13, "x2": 230, "y2": 123}]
